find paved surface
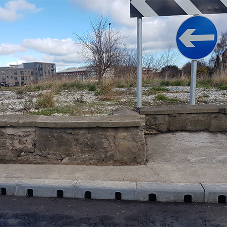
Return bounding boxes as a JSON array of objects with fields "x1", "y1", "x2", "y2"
[
  {"x1": 1, "y1": 132, "x2": 227, "y2": 202},
  {"x1": 0, "y1": 196, "x2": 227, "y2": 226}
]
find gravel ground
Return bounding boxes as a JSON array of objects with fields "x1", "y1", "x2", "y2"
[{"x1": 0, "y1": 86, "x2": 226, "y2": 116}]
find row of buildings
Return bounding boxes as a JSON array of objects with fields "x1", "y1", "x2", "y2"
[
  {"x1": 0, "y1": 62, "x2": 116, "y2": 86},
  {"x1": 0, "y1": 61, "x2": 155, "y2": 87},
  {"x1": 0, "y1": 62, "x2": 56, "y2": 87}
]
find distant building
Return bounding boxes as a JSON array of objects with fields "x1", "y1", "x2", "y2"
[
  {"x1": 142, "y1": 67, "x2": 160, "y2": 78},
  {"x1": 0, "y1": 62, "x2": 56, "y2": 86},
  {"x1": 56, "y1": 66, "x2": 116, "y2": 81},
  {"x1": 56, "y1": 67, "x2": 97, "y2": 81}
]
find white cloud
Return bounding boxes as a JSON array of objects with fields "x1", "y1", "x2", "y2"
[
  {"x1": 69, "y1": 0, "x2": 227, "y2": 54},
  {"x1": 0, "y1": 0, "x2": 42, "y2": 22},
  {"x1": 21, "y1": 38, "x2": 81, "y2": 56},
  {"x1": 69, "y1": 0, "x2": 133, "y2": 26},
  {"x1": 0, "y1": 43, "x2": 26, "y2": 55},
  {"x1": 0, "y1": 37, "x2": 84, "y2": 68},
  {"x1": 68, "y1": 0, "x2": 187, "y2": 52}
]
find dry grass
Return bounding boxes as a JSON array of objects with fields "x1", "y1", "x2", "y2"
[
  {"x1": 36, "y1": 92, "x2": 55, "y2": 108},
  {"x1": 213, "y1": 70, "x2": 227, "y2": 85}
]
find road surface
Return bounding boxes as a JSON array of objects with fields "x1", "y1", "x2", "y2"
[{"x1": 0, "y1": 196, "x2": 227, "y2": 226}]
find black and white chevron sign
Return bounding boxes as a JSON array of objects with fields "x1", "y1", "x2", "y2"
[{"x1": 130, "y1": 0, "x2": 227, "y2": 17}]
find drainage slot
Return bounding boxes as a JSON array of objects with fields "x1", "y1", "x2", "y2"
[
  {"x1": 218, "y1": 195, "x2": 226, "y2": 204},
  {"x1": 1, "y1": 188, "x2": 6, "y2": 195},
  {"x1": 149, "y1": 193, "x2": 157, "y2": 202},
  {"x1": 57, "y1": 190, "x2": 63, "y2": 198},
  {"x1": 84, "y1": 191, "x2": 91, "y2": 199},
  {"x1": 27, "y1": 189, "x2": 33, "y2": 197},
  {"x1": 115, "y1": 192, "x2": 122, "y2": 200},
  {"x1": 184, "y1": 195, "x2": 192, "y2": 203}
]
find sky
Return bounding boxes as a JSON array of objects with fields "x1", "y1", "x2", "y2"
[{"x1": 0, "y1": 0, "x2": 227, "y2": 71}]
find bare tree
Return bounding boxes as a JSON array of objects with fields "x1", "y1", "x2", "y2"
[
  {"x1": 210, "y1": 31, "x2": 227, "y2": 69},
  {"x1": 143, "y1": 45, "x2": 181, "y2": 73},
  {"x1": 75, "y1": 16, "x2": 126, "y2": 83},
  {"x1": 114, "y1": 48, "x2": 137, "y2": 79}
]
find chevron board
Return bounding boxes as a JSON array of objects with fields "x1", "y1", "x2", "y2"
[{"x1": 130, "y1": 0, "x2": 227, "y2": 17}]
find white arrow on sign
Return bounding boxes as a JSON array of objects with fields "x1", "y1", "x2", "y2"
[
  {"x1": 179, "y1": 29, "x2": 215, "y2": 47},
  {"x1": 131, "y1": 0, "x2": 158, "y2": 17}
]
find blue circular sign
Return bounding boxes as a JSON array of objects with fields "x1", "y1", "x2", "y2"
[{"x1": 176, "y1": 16, "x2": 217, "y2": 60}]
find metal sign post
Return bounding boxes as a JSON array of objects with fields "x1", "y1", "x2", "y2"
[
  {"x1": 190, "y1": 60, "x2": 197, "y2": 105},
  {"x1": 131, "y1": 0, "x2": 222, "y2": 107},
  {"x1": 137, "y1": 17, "x2": 142, "y2": 108},
  {"x1": 176, "y1": 16, "x2": 217, "y2": 105}
]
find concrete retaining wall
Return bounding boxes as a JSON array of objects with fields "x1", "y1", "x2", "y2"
[
  {"x1": 0, "y1": 114, "x2": 146, "y2": 165},
  {"x1": 140, "y1": 105, "x2": 227, "y2": 134}
]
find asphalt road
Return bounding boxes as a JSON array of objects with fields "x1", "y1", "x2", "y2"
[{"x1": 0, "y1": 196, "x2": 227, "y2": 226}]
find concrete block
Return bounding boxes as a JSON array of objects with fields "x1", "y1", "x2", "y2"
[
  {"x1": 145, "y1": 115, "x2": 169, "y2": 132},
  {"x1": 210, "y1": 114, "x2": 227, "y2": 132},
  {"x1": 75, "y1": 180, "x2": 137, "y2": 200},
  {"x1": 0, "y1": 179, "x2": 17, "y2": 196},
  {"x1": 203, "y1": 184, "x2": 227, "y2": 203},
  {"x1": 137, "y1": 182, "x2": 205, "y2": 202},
  {"x1": 15, "y1": 179, "x2": 75, "y2": 198},
  {"x1": 169, "y1": 114, "x2": 211, "y2": 131}
]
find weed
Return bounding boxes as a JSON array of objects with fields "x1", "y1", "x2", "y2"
[
  {"x1": 36, "y1": 92, "x2": 55, "y2": 108},
  {"x1": 116, "y1": 84, "x2": 125, "y2": 88},
  {"x1": 99, "y1": 82, "x2": 114, "y2": 96},
  {"x1": 15, "y1": 87, "x2": 28, "y2": 99},
  {"x1": 202, "y1": 93, "x2": 210, "y2": 98},
  {"x1": 88, "y1": 84, "x2": 96, "y2": 91},
  {"x1": 155, "y1": 94, "x2": 179, "y2": 102}
]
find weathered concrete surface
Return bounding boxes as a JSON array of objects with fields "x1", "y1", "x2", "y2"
[
  {"x1": 140, "y1": 104, "x2": 226, "y2": 115},
  {"x1": 146, "y1": 132, "x2": 227, "y2": 164},
  {"x1": 0, "y1": 113, "x2": 146, "y2": 165},
  {"x1": 0, "y1": 114, "x2": 144, "y2": 128},
  {"x1": 140, "y1": 105, "x2": 227, "y2": 133}
]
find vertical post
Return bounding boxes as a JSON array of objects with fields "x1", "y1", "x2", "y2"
[
  {"x1": 190, "y1": 60, "x2": 197, "y2": 105},
  {"x1": 137, "y1": 17, "x2": 142, "y2": 108}
]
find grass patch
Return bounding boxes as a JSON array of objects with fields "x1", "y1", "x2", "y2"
[
  {"x1": 160, "y1": 80, "x2": 170, "y2": 86},
  {"x1": 197, "y1": 78, "x2": 214, "y2": 88},
  {"x1": 147, "y1": 86, "x2": 168, "y2": 95},
  {"x1": 217, "y1": 85, "x2": 227, "y2": 90},
  {"x1": 155, "y1": 94, "x2": 179, "y2": 102},
  {"x1": 58, "y1": 81, "x2": 87, "y2": 91}
]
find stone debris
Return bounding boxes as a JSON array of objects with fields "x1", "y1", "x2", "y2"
[{"x1": 0, "y1": 86, "x2": 226, "y2": 115}]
